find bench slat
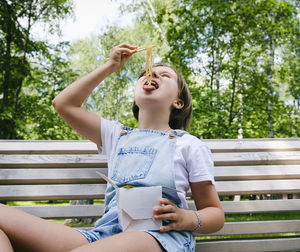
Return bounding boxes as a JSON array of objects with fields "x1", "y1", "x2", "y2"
[
  {"x1": 1, "y1": 180, "x2": 300, "y2": 201},
  {"x1": 2, "y1": 139, "x2": 300, "y2": 153},
  {"x1": 0, "y1": 168, "x2": 108, "y2": 185},
  {"x1": 0, "y1": 184, "x2": 107, "y2": 201},
  {"x1": 14, "y1": 200, "x2": 300, "y2": 219},
  {"x1": 0, "y1": 140, "x2": 98, "y2": 154},
  {"x1": 216, "y1": 179, "x2": 300, "y2": 195},
  {"x1": 2, "y1": 165, "x2": 300, "y2": 185},
  {"x1": 195, "y1": 237, "x2": 300, "y2": 252},
  {"x1": 15, "y1": 205, "x2": 105, "y2": 219},
  {"x1": 203, "y1": 138, "x2": 300, "y2": 152},
  {"x1": 188, "y1": 199, "x2": 300, "y2": 214},
  {"x1": 221, "y1": 199, "x2": 300, "y2": 213},
  {"x1": 207, "y1": 220, "x2": 300, "y2": 236},
  {"x1": 0, "y1": 154, "x2": 107, "y2": 168},
  {"x1": 213, "y1": 151, "x2": 300, "y2": 165},
  {"x1": 2, "y1": 151, "x2": 300, "y2": 168},
  {"x1": 215, "y1": 165, "x2": 300, "y2": 180}
]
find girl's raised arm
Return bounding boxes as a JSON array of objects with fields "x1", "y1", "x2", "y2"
[{"x1": 52, "y1": 43, "x2": 137, "y2": 146}]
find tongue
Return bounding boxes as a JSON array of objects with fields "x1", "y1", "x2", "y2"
[{"x1": 143, "y1": 85, "x2": 156, "y2": 91}]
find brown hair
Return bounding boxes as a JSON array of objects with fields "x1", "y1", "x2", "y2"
[{"x1": 132, "y1": 63, "x2": 193, "y2": 130}]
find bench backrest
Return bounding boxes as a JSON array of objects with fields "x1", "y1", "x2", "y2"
[{"x1": 1, "y1": 139, "x2": 300, "y2": 251}]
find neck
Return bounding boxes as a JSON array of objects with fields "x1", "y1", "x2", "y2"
[{"x1": 137, "y1": 108, "x2": 171, "y2": 132}]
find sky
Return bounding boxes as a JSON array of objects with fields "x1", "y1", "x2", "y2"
[
  {"x1": 59, "y1": 0, "x2": 133, "y2": 42},
  {"x1": 32, "y1": 0, "x2": 134, "y2": 43}
]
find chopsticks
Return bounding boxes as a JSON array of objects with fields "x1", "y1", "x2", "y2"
[{"x1": 136, "y1": 45, "x2": 156, "y2": 52}]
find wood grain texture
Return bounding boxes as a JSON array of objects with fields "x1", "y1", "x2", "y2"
[{"x1": 1, "y1": 138, "x2": 300, "y2": 251}]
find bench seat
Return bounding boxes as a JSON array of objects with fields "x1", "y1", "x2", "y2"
[{"x1": 1, "y1": 139, "x2": 300, "y2": 251}]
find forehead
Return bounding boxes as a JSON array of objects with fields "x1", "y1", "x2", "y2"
[{"x1": 152, "y1": 66, "x2": 177, "y2": 79}]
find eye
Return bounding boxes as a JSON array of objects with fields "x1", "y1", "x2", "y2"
[{"x1": 161, "y1": 73, "x2": 170, "y2": 78}]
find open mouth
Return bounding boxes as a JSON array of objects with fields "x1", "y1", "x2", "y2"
[{"x1": 143, "y1": 80, "x2": 159, "y2": 91}]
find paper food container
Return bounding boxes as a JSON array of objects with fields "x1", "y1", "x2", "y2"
[{"x1": 96, "y1": 172, "x2": 180, "y2": 232}]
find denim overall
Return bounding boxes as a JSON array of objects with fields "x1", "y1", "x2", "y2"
[{"x1": 78, "y1": 128, "x2": 195, "y2": 252}]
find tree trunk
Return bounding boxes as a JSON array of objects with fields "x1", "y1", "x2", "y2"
[
  {"x1": 10, "y1": 0, "x2": 33, "y2": 139},
  {"x1": 2, "y1": 2, "x2": 12, "y2": 113},
  {"x1": 144, "y1": 0, "x2": 166, "y2": 41},
  {"x1": 229, "y1": 48, "x2": 241, "y2": 127},
  {"x1": 1, "y1": 2, "x2": 13, "y2": 139},
  {"x1": 266, "y1": 36, "x2": 275, "y2": 138}
]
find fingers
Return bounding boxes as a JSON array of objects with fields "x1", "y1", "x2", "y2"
[
  {"x1": 118, "y1": 42, "x2": 138, "y2": 50},
  {"x1": 114, "y1": 43, "x2": 137, "y2": 55},
  {"x1": 153, "y1": 198, "x2": 178, "y2": 231},
  {"x1": 119, "y1": 47, "x2": 137, "y2": 56},
  {"x1": 160, "y1": 223, "x2": 176, "y2": 232},
  {"x1": 153, "y1": 198, "x2": 190, "y2": 232},
  {"x1": 154, "y1": 210, "x2": 177, "y2": 221},
  {"x1": 111, "y1": 46, "x2": 136, "y2": 58},
  {"x1": 108, "y1": 43, "x2": 137, "y2": 71},
  {"x1": 153, "y1": 205, "x2": 175, "y2": 218}
]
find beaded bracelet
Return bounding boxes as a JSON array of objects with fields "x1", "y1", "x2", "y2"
[{"x1": 193, "y1": 211, "x2": 202, "y2": 232}]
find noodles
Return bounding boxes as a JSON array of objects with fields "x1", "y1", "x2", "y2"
[
  {"x1": 145, "y1": 45, "x2": 154, "y2": 86},
  {"x1": 137, "y1": 45, "x2": 155, "y2": 85}
]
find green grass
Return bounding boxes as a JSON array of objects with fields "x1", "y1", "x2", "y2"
[
  {"x1": 196, "y1": 232, "x2": 300, "y2": 241},
  {"x1": 7, "y1": 200, "x2": 70, "y2": 206},
  {"x1": 225, "y1": 211, "x2": 300, "y2": 222}
]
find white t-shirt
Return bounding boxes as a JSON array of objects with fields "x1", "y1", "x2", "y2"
[{"x1": 98, "y1": 118, "x2": 215, "y2": 209}]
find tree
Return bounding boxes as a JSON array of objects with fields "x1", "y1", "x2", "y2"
[
  {"x1": 21, "y1": 42, "x2": 81, "y2": 140},
  {"x1": 138, "y1": 0, "x2": 300, "y2": 138},
  {"x1": 0, "y1": 0, "x2": 74, "y2": 139}
]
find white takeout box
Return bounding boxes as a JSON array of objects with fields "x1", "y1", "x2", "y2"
[
  {"x1": 118, "y1": 186, "x2": 162, "y2": 231},
  {"x1": 96, "y1": 172, "x2": 180, "y2": 232}
]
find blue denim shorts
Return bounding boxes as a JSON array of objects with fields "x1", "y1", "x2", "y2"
[{"x1": 76, "y1": 206, "x2": 195, "y2": 252}]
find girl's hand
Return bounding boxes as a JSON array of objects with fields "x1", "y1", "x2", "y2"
[
  {"x1": 153, "y1": 198, "x2": 196, "y2": 232},
  {"x1": 107, "y1": 43, "x2": 137, "y2": 71}
]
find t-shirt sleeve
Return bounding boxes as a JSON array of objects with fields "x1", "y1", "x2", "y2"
[
  {"x1": 97, "y1": 117, "x2": 122, "y2": 159},
  {"x1": 185, "y1": 136, "x2": 215, "y2": 184}
]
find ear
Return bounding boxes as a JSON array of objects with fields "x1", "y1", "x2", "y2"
[{"x1": 172, "y1": 99, "x2": 184, "y2": 110}]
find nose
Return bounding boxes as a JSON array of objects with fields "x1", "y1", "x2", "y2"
[{"x1": 152, "y1": 70, "x2": 158, "y2": 78}]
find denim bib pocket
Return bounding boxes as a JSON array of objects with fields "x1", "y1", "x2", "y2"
[{"x1": 111, "y1": 146, "x2": 157, "y2": 184}]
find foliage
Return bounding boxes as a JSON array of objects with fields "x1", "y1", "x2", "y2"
[
  {"x1": 21, "y1": 42, "x2": 81, "y2": 139},
  {"x1": 123, "y1": 0, "x2": 300, "y2": 138},
  {"x1": 1, "y1": 0, "x2": 299, "y2": 139},
  {"x1": 167, "y1": 0, "x2": 300, "y2": 138},
  {"x1": 0, "y1": 0, "x2": 77, "y2": 139}
]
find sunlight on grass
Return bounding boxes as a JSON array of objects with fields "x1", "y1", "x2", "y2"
[
  {"x1": 225, "y1": 211, "x2": 300, "y2": 222},
  {"x1": 196, "y1": 232, "x2": 300, "y2": 241}
]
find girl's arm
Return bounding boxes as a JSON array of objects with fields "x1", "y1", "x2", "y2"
[
  {"x1": 189, "y1": 181, "x2": 225, "y2": 233},
  {"x1": 153, "y1": 181, "x2": 224, "y2": 233},
  {"x1": 52, "y1": 43, "x2": 137, "y2": 146}
]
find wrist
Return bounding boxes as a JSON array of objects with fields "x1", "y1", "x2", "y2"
[
  {"x1": 103, "y1": 60, "x2": 118, "y2": 73},
  {"x1": 105, "y1": 59, "x2": 121, "y2": 73},
  {"x1": 191, "y1": 210, "x2": 202, "y2": 232}
]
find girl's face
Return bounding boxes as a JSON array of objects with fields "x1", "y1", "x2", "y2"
[{"x1": 134, "y1": 66, "x2": 181, "y2": 112}]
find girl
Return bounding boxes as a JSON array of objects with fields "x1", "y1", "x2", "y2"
[{"x1": 0, "y1": 43, "x2": 224, "y2": 252}]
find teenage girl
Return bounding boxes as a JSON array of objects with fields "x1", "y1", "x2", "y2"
[{"x1": 0, "y1": 43, "x2": 224, "y2": 252}]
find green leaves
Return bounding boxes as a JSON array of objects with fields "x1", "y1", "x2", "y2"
[
  {"x1": 148, "y1": 0, "x2": 300, "y2": 138},
  {"x1": 0, "y1": 0, "x2": 75, "y2": 139},
  {"x1": 1, "y1": 0, "x2": 299, "y2": 139}
]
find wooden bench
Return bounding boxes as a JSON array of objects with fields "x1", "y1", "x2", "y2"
[{"x1": 1, "y1": 138, "x2": 300, "y2": 251}]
